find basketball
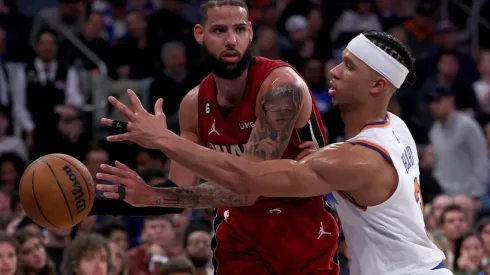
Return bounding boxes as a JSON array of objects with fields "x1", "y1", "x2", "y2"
[{"x1": 19, "y1": 154, "x2": 95, "y2": 229}]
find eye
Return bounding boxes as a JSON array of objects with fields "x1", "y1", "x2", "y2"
[
  {"x1": 236, "y1": 26, "x2": 246, "y2": 33},
  {"x1": 213, "y1": 28, "x2": 225, "y2": 34}
]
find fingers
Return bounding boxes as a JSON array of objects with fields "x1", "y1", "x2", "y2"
[
  {"x1": 114, "y1": 161, "x2": 139, "y2": 176},
  {"x1": 101, "y1": 118, "x2": 113, "y2": 127},
  {"x1": 299, "y1": 141, "x2": 316, "y2": 149},
  {"x1": 107, "y1": 132, "x2": 133, "y2": 142},
  {"x1": 96, "y1": 172, "x2": 128, "y2": 185},
  {"x1": 103, "y1": 192, "x2": 121, "y2": 200},
  {"x1": 96, "y1": 184, "x2": 119, "y2": 193},
  {"x1": 100, "y1": 164, "x2": 133, "y2": 178},
  {"x1": 127, "y1": 89, "x2": 146, "y2": 114},
  {"x1": 109, "y1": 96, "x2": 136, "y2": 121},
  {"x1": 154, "y1": 98, "x2": 164, "y2": 116}
]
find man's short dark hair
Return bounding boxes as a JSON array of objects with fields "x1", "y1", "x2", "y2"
[
  {"x1": 61, "y1": 233, "x2": 112, "y2": 275},
  {"x1": 94, "y1": 218, "x2": 128, "y2": 238},
  {"x1": 183, "y1": 223, "x2": 212, "y2": 248},
  {"x1": 439, "y1": 204, "x2": 466, "y2": 225},
  {"x1": 199, "y1": 0, "x2": 249, "y2": 25}
]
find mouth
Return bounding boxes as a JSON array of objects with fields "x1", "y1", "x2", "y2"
[
  {"x1": 221, "y1": 51, "x2": 240, "y2": 63},
  {"x1": 328, "y1": 81, "x2": 337, "y2": 95}
]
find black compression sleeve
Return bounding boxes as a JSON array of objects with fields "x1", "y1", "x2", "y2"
[{"x1": 89, "y1": 179, "x2": 183, "y2": 216}]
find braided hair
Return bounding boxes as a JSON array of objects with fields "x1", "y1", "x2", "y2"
[{"x1": 362, "y1": 30, "x2": 417, "y2": 86}]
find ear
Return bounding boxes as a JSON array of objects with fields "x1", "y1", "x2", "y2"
[
  {"x1": 194, "y1": 24, "x2": 204, "y2": 45},
  {"x1": 369, "y1": 77, "x2": 389, "y2": 96}
]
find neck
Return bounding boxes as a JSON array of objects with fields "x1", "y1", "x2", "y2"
[
  {"x1": 214, "y1": 70, "x2": 248, "y2": 106},
  {"x1": 340, "y1": 103, "x2": 387, "y2": 139},
  {"x1": 439, "y1": 109, "x2": 454, "y2": 123}
]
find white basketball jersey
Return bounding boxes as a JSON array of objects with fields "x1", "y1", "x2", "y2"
[{"x1": 331, "y1": 113, "x2": 451, "y2": 275}]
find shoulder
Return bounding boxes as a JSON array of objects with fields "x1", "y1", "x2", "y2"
[
  {"x1": 178, "y1": 85, "x2": 200, "y2": 132},
  {"x1": 259, "y1": 66, "x2": 310, "y2": 101}
]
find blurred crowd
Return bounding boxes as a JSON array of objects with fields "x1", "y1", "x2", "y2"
[{"x1": 0, "y1": 0, "x2": 490, "y2": 274}]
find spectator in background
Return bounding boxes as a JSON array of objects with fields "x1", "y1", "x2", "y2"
[
  {"x1": 135, "y1": 148, "x2": 167, "y2": 175},
  {"x1": 59, "y1": 11, "x2": 115, "y2": 77},
  {"x1": 14, "y1": 229, "x2": 57, "y2": 275},
  {"x1": 83, "y1": 143, "x2": 110, "y2": 185},
  {"x1": 61, "y1": 233, "x2": 111, "y2": 275},
  {"x1": 478, "y1": 218, "x2": 490, "y2": 265},
  {"x1": 0, "y1": 106, "x2": 29, "y2": 162},
  {"x1": 128, "y1": 216, "x2": 180, "y2": 275},
  {"x1": 0, "y1": 153, "x2": 26, "y2": 191},
  {"x1": 141, "y1": 168, "x2": 166, "y2": 187},
  {"x1": 402, "y1": 1, "x2": 435, "y2": 59},
  {"x1": 109, "y1": 241, "x2": 128, "y2": 275},
  {"x1": 44, "y1": 229, "x2": 72, "y2": 273},
  {"x1": 374, "y1": 0, "x2": 405, "y2": 30},
  {"x1": 453, "y1": 232, "x2": 484, "y2": 274},
  {"x1": 24, "y1": 30, "x2": 84, "y2": 159},
  {"x1": 474, "y1": 50, "x2": 490, "y2": 119},
  {"x1": 0, "y1": 189, "x2": 10, "y2": 218},
  {"x1": 331, "y1": 0, "x2": 382, "y2": 61},
  {"x1": 281, "y1": 15, "x2": 316, "y2": 70},
  {"x1": 91, "y1": 0, "x2": 129, "y2": 45},
  {"x1": 0, "y1": 231, "x2": 19, "y2": 275},
  {"x1": 427, "y1": 86, "x2": 488, "y2": 198},
  {"x1": 182, "y1": 224, "x2": 212, "y2": 275},
  {"x1": 252, "y1": 26, "x2": 282, "y2": 60},
  {"x1": 439, "y1": 204, "x2": 470, "y2": 270},
  {"x1": 115, "y1": 10, "x2": 155, "y2": 80},
  {"x1": 29, "y1": 0, "x2": 85, "y2": 47},
  {"x1": 417, "y1": 20, "x2": 479, "y2": 84},
  {"x1": 148, "y1": 41, "x2": 202, "y2": 134},
  {"x1": 159, "y1": 256, "x2": 195, "y2": 275},
  {"x1": 95, "y1": 218, "x2": 129, "y2": 251},
  {"x1": 0, "y1": 26, "x2": 35, "y2": 143}
]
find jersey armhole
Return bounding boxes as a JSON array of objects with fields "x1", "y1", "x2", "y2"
[{"x1": 348, "y1": 139, "x2": 394, "y2": 166}]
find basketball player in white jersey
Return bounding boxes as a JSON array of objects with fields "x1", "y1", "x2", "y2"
[{"x1": 96, "y1": 30, "x2": 452, "y2": 275}]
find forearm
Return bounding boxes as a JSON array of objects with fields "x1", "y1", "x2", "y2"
[
  {"x1": 90, "y1": 194, "x2": 183, "y2": 216},
  {"x1": 157, "y1": 132, "x2": 299, "y2": 195},
  {"x1": 150, "y1": 182, "x2": 252, "y2": 208}
]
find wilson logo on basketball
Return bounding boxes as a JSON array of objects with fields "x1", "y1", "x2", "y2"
[
  {"x1": 62, "y1": 165, "x2": 86, "y2": 214},
  {"x1": 239, "y1": 121, "x2": 254, "y2": 130}
]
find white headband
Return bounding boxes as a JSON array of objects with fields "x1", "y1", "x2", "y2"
[{"x1": 346, "y1": 34, "x2": 408, "y2": 88}]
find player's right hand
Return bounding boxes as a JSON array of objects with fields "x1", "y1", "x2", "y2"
[{"x1": 95, "y1": 161, "x2": 155, "y2": 207}]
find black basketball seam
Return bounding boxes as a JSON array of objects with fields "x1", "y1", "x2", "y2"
[
  {"x1": 31, "y1": 163, "x2": 58, "y2": 228},
  {"x1": 42, "y1": 160, "x2": 74, "y2": 225},
  {"x1": 51, "y1": 155, "x2": 93, "y2": 207}
]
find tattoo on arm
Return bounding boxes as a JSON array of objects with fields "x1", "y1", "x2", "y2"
[
  {"x1": 154, "y1": 183, "x2": 249, "y2": 208},
  {"x1": 245, "y1": 83, "x2": 303, "y2": 160}
]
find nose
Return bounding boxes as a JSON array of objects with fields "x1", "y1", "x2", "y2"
[
  {"x1": 225, "y1": 31, "x2": 237, "y2": 47},
  {"x1": 330, "y1": 64, "x2": 341, "y2": 80}
]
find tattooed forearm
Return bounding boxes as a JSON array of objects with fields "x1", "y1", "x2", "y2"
[
  {"x1": 153, "y1": 183, "x2": 250, "y2": 208},
  {"x1": 245, "y1": 83, "x2": 303, "y2": 160}
]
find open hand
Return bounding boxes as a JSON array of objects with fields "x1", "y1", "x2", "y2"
[
  {"x1": 101, "y1": 89, "x2": 168, "y2": 149},
  {"x1": 95, "y1": 161, "x2": 154, "y2": 207}
]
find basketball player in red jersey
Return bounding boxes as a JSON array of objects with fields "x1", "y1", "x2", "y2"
[{"x1": 95, "y1": 1, "x2": 339, "y2": 274}]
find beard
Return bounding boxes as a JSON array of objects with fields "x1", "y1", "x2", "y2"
[
  {"x1": 202, "y1": 42, "x2": 253, "y2": 79},
  {"x1": 189, "y1": 256, "x2": 210, "y2": 268}
]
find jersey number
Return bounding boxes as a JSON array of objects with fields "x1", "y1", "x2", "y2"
[
  {"x1": 205, "y1": 102, "x2": 211, "y2": 114},
  {"x1": 414, "y1": 178, "x2": 423, "y2": 214}
]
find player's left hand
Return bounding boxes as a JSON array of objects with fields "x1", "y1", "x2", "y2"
[
  {"x1": 101, "y1": 89, "x2": 168, "y2": 149},
  {"x1": 295, "y1": 141, "x2": 319, "y2": 161},
  {"x1": 95, "y1": 161, "x2": 154, "y2": 207}
]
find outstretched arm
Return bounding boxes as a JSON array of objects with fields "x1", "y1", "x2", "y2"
[{"x1": 156, "y1": 139, "x2": 381, "y2": 197}]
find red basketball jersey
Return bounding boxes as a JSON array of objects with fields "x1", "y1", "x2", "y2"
[{"x1": 197, "y1": 57, "x2": 326, "y2": 207}]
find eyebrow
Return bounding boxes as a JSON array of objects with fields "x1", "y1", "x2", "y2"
[
  {"x1": 344, "y1": 56, "x2": 354, "y2": 66},
  {"x1": 210, "y1": 23, "x2": 247, "y2": 28}
]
